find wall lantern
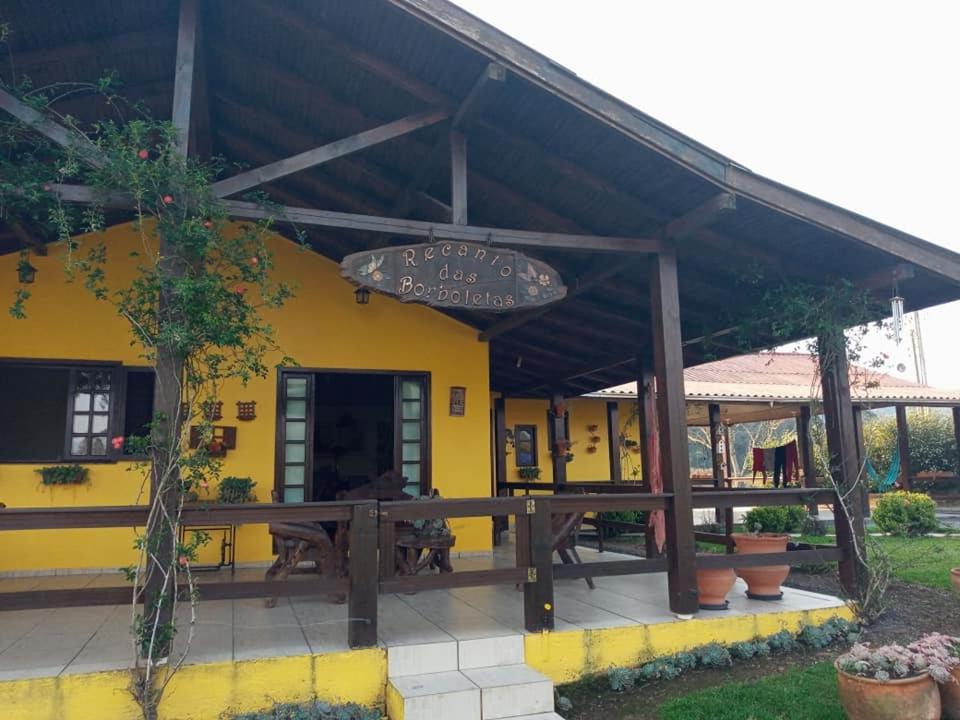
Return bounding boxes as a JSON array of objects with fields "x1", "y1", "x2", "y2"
[
  {"x1": 354, "y1": 287, "x2": 370, "y2": 305},
  {"x1": 17, "y1": 252, "x2": 37, "y2": 284}
]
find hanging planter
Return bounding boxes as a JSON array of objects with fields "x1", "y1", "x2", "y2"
[{"x1": 37, "y1": 465, "x2": 88, "y2": 486}]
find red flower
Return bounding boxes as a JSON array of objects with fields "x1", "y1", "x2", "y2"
[
  {"x1": 203, "y1": 220, "x2": 213, "y2": 229},
  {"x1": 234, "y1": 285, "x2": 247, "y2": 295},
  {"x1": 42, "y1": 183, "x2": 52, "y2": 192},
  {"x1": 178, "y1": 555, "x2": 189, "y2": 567},
  {"x1": 250, "y1": 257, "x2": 259, "y2": 265},
  {"x1": 111, "y1": 436, "x2": 125, "y2": 450},
  {"x1": 162, "y1": 194, "x2": 174, "y2": 205},
  {"x1": 137, "y1": 149, "x2": 149, "y2": 160}
]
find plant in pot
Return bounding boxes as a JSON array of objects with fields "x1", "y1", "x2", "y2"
[
  {"x1": 517, "y1": 466, "x2": 542, "y2": 481},
  {"x1": 836, "y1": 641, "x2": 946, "y2": 720},
  {"x1": 909, "y1": 633, "x2": 960, "y2": 719},
  {"x1": 732, "y1": 505, "x2": 806, "y2": 600},
  {"x1": 216, "y1": 476, "x2": 257, "y2": 504},
  {"x1": 36, "y1": 465, "x2": 88, "y2": 486}
]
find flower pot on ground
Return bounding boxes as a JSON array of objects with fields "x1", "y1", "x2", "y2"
[
  {"x1": 731, "y1": 533, "x2": 790, "y2": 600},
  {"x1": 952, "y1": 567, "x2": 960, "y2": 594},
  {"x1": 835, "y1": 663, "x2": 940, "y2": 720},
  {"x1": 695, "y1": 566, "x2": 736, "y2": 610},
  {"x1": 909, "y1": 633, "x2": 960, "y2": 720},
  {"x1": 940, "y1": 665, "x2": 960, "y2": 720}
]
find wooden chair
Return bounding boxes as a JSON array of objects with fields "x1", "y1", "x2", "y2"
[
  {"x1": 394, "y1": 490, "x2": 456, "y2": 576},
  {"x1": 264, "y1": 490, "x2": 343, "y2": 607},
  {"x1": 553, "y1": 512, "x2": 595, "y2": 589}
]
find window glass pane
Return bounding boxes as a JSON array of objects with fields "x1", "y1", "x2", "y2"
[
  {"x1": 401, "y1": 381, "x2": 421, "y2": 400},
  {"x1": 123, "y1": 371, "x2": 155, "y2": 441},
  {"x1": 285, "y1": 421, "x2": 305, "y2": 441},
  {"x1": 518, "y1": 429, "x2": 531, "y2": 442},
  {"x1": 285, "y1": 443, "x2": 305, "y2": 463},
  {"x1": 0, "y1": 366, "x2": 70, "y2": 463},
  {"x1": 71, "y1": 436, "x2": 89, "y2": 455},
  {"x1": 94, "y1": 393, "x2": 110, "y2": 412},
  {"x1": 286, "y1": 378, "x2": 307, "y2": 398},
  {"x1": 401, "y1": 400, "x2": 421, "y2": 420},
  {"x1": 401, "y1": 463, "x2": 420, "y2": 485},
  {"x1": 283, "y1": 487, "x2": 304, "y2": 503},
  {"x1": 73, "y1": 415, "x2": 90, "y2": 433},
  {"x1": 285, "y1": 399, "x2": 306, "y2": 419},
  {"x1": 402, "y1": 443, "x2": 421, "y2": 462},
  {"x1": 74, "y1": 393, "x2": 91, "y2": 412},
  {"x1": 284, "y1": 466, "x2": 305, "y2": 484},
  {"x1": 91, "y1": 436, "x2": 107, "y2": 455},
  {"x1": 403, "y1": 483, "x2": 420, "y2": 497},
  {"x1": 401, "y1": 422, "x2": 421, "y2": 441},
  {"x1": 91, "y1": 415, "x2": 108, "y2": 433}
]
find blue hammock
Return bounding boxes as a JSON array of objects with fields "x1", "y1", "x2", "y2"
[{"x1": 865, "y1": 444, "x2": 901, "y2": 492}]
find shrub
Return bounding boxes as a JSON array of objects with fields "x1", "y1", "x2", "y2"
[
  {"x1": 743, "y1": 505, "x2": 807, "y2": 534},
  {"x1": 231, "y1": 701, "x2": 381, "y2": 720},
  {"x1": 872, "y1": 491, "x2": 938, "y2": 536},
  {"x1": 598, "y1": 510, "x2": 648, "y2": 538}
]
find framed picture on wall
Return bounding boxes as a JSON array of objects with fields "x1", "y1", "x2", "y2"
[{"x1": 449, "y1": 386, "x2": 466, "y2": 416}]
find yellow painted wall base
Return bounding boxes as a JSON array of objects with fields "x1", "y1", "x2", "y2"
[
  {"x1": 525, "y1": 605, "x2": 856, "y2": 685},
  {"x1": 0, "y1": 648, "x2": 386, "y2": 720}
]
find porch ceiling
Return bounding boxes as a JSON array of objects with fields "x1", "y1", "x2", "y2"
[{"x1": 2, "y1": 0, "x2": 959, "y2": 396}]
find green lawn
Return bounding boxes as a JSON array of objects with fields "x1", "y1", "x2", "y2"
[
  {"x1": 799, "y1": 534, "x2": 960, "y2": 590},
  {"x1": 657, "y1": 661, "x2": 844, "y2": 720}
]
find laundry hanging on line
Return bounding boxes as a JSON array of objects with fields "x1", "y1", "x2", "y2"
[{"x1": 752, "y1": 440, "x2": 799, "y2": 487}]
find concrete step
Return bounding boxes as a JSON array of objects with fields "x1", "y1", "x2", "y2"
[
  {"x1": 387, "y1": 640, "x2": 459, "y2": 678},
  {"x1": 506, "y1": 714, "x2": 566, "y2": 720},
  {"x1": 387, "y1": 670, "x2": 481, "y2": 720},
  {"x1": 458, "y1": 634, "x2": 525, "y2": 670},
  {"x1": 461, "y1": 664, "x2": 554, "y2": 719}
]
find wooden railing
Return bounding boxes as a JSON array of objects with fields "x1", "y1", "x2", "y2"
[{"x1": 0, "y1": 485, "x2": 851, "y2": 648}]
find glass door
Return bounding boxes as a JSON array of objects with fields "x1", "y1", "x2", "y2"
[
  {"x1": 395, "y1": 375, "x2": 428, "y2": 496},
  {"x1": 279, "y1": 373, "x2": 313, "y2": 502}
]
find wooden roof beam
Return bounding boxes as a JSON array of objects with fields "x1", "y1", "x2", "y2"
[
  {"x1": 222, "y1": 199, "x2": 663, "y2": 254},
  {"x1": 212, "y1": 107, "x2": 451, "y2": 198},
  {"x1": 478, "y1": 193, "x2": 735, "y2": 341},
  {"x1": 172, "y1": 0, "x2": 199, "y2": 156},
  {"x1": 0, "y1": 88, "x2": 105, "y2": 168}
]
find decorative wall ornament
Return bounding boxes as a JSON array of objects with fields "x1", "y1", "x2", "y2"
[
  {"x1": 449, "y1": 387, "x2": 466, "y2": 416},
  {"x1": 236, "y1": 401, "x2": 257, "y2": 421}
]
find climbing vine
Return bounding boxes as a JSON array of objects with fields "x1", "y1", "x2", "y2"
[{"x1": 0, "y1": 71, "x2": 298, "y2": 719}]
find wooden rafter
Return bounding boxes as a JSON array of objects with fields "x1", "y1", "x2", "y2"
[
  {"x1": 211, "y1": 107, "x2": 451, "y2": 199},
  {"x1": 171, "y1": 0, "x2": 199, "y2": 156},
  {"x1": 450, "y1": 129, "x2": 468, "y2": 225},
  {"x1": 0, "y1": 88, "x2": 105, "y2": 168},
  {"x1": 478, "y1": 194, "x2": 735, "y2": 341},
  {"x1": 222, "y1": 199, "x2": 663, "y2": 253}
]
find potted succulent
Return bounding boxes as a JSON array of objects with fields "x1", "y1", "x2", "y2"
[
  {"x1": 910, "y1": 633, "x2": 960, "y2": 719},
  {"x1": 836, "y1": 641, "x2": 946, "y2": 720},
  {"x1": 731, "y1": 505, "x2": 805, "y2": 600}
]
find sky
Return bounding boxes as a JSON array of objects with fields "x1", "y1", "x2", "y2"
[{"x1": 452, "y1": 0, "x2": 960, "y2": 388}]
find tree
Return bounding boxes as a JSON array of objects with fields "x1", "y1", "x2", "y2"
[
  {"x1": 0, "y1": 79, "x2": 295, "y2": 718},
  {"x1": 864, "y1": 410, "x2": 957, "y2": 481}
]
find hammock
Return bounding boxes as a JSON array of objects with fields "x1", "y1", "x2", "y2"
[{"x1": 865, "y1": 445, "x2": 901, "y2": 493}]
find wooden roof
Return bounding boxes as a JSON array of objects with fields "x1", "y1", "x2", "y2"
[{"x1": 3, "y1": 0, "x2": 960, "y2": 396}]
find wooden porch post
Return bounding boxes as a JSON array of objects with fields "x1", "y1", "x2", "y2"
[
  {"x1": 493, "y1": 396, "x2": 508, "y2": 545},
  {"x1": 896, "y1": 405, "x2": 913, "y2": 490},
  {"x1": 819, "y1": 333, "x2": 866, "y2": 598},
  {"x1": 636, "y1": 360, "x2": 659, "y2": 559},
  {"x1": 606, "y1": 401, "x2": 622, "y2": 484},
  {"x1": 722, "y1": 423, "x2": 734, "y2": 478},
  {"x1": 708, "y1": 403, "x2": 724, "y2": 522},
  {"x1": 953, "y1": 407, "x2": 960, "y2": 476},
  {"x1": 549, "y1": 392, "x2": 568, "y2": 491},
  {"x1": 797, "y1": 405, "x2": 818, "y2": 515},
  {"x1": 650, "y1": 250, "x2": 698, "y2": 616}
]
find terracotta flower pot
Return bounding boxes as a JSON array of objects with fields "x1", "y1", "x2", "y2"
[
  {"x1": 940, "y1": 665, "x2": 960, "y2": 720},
  {"x1": 696, "y1": 566, "x2": 736, "y2": 610},
  {"x1": 835, "y1": 664, "x2": 941, "y2": 720},
  {"x1": 951, "y1": 567, "x2": 960, "y2": 594},
  {"x1": 732, "y1": 533, "x2": 789, "y2": 600}
]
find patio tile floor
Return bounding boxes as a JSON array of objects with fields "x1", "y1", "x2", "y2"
[{"x1": 0, "y1": 544, "x2": 846, "y2": 680}]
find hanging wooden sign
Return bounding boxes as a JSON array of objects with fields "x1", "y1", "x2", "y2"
[{"x1": 340, "y1": 241, "x2": 566, "y2": 311}]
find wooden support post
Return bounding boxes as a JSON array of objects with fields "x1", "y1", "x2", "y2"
[
  {"x1": 607, "y1": 401, "x2": 622, "y2": 484},
  {"x1": 708, "y1": 403, "x2": 723, "y2": 523},
  {"x1": 637, "y1": 361, "x2": 660, "y2": 559},
  {"x1": 721, "y1": 422, "x2": 735, "y2": 551},
  {"x1": 650, "y1": 249, "x2": 698, "y2": 616},
  {"x1": 896, "y1": 405, "x2": 913, "y2": 491},
  {"x1": 953, "y1": 407, "x2": 960, "y2": 477},
  {"x1": 819, "y1": 333, "x2": 866, "y2": 598},
  {"x1": 493, "y1": 397, "x2": 508, "y2": 546},
  {"x1": 348, "y1": 502, "x2": 379, "y2": 648},
  {"x1": 521, "y1": 498, "x2": 555, "y2": 633},
  {"x1": 171, "y1": 0, "x2": 198, "y2": 156},
  {"x1": 797, "y1": 405, "x2": 818, "y2": 515},
  {"x1": 450, "y1": 129, "x2": 468, "y2": 225},
  {"x1": 549, "y1": 393, "x2": 568, "y2": 491}
]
